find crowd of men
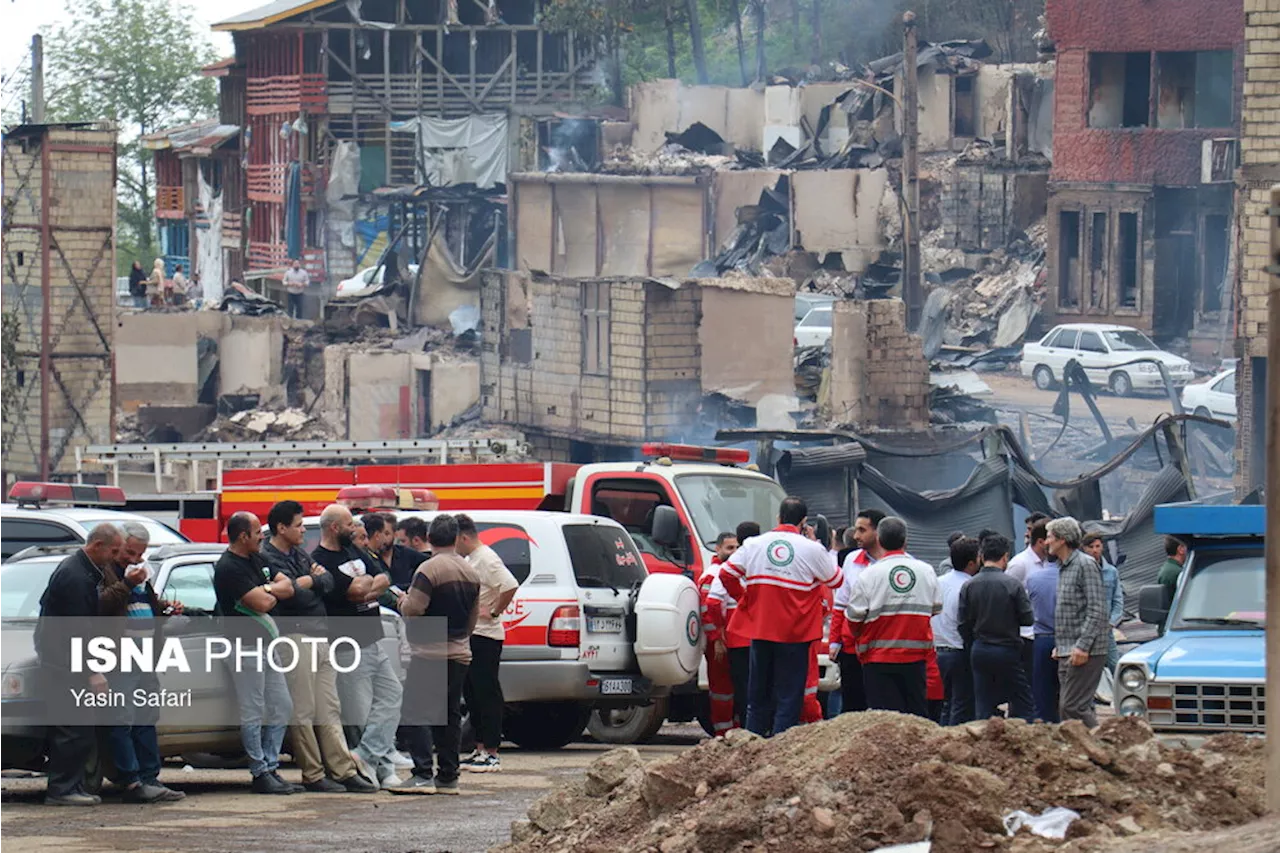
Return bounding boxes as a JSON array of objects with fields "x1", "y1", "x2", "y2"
[
  {"x1": 34, "y1": 502, "x2": 517, "y2": 806},
  {"x1": 697, "y1": 500, "x2": 1140, "y2": 738}
]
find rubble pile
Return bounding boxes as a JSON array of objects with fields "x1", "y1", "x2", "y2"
[
  {"x1": 500, "y1": 713, "x2": 1264, "y2": 853},
  {"x1": 196, "y1": 406, "x2": 339, "y2": 442},
  {"x1": 601, "y1": 143, "x2": 736, "y2": 176}
]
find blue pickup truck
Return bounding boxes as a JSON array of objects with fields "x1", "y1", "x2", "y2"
[{"x1": 1112, "y1": 502, "x2": 1265, "y2": 739}]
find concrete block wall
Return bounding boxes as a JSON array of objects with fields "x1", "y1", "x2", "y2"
[
  {"x1": 829, "y1": 299, "x2": 931, "y2": 430},
  {"x1": 940, "y1": 166, "x2": 1049, "y2": 250},
  {"x1": 643, "y1": 285, "x2": 702, "y2": 436},
  {"x1": 2, "y1": 127, "x2": 116, "y2": 479}
]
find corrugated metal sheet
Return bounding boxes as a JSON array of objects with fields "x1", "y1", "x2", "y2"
[{"x1": 775, "y1": 443, "x2": 866, "y2": 522}]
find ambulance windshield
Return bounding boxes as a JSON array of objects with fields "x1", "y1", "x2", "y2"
[{"x1": 675, "y1": 474, "x2": 785, "y2": 547}]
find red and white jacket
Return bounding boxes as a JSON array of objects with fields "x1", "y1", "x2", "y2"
[
  {"x1": 720, "y1": 525, "x2": 843, "y2": 645},
  {"x1": 830, "y1": 548, "x2": 874, "y2": 651},
  {"x1": 844, "y1": 551, "x2": 941, "y2": 664}
]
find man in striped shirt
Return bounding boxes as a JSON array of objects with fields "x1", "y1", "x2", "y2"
[
  {"x1": 720, "y1": 497, "x2": 843, "y2": 736},
  {"x1": 845, "y1": 517, "x2": 942, "y2": 718}
]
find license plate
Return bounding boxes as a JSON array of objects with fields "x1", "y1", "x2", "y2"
[
  {"x1": 600, "y1": 678, "x2": 633, "y2": 695},
  {"x1": 588, "y1": 616, "x2": 624, "y2": 634}
]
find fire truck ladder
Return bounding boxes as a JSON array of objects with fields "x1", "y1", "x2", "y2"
[{"x1": 74, "y1": 437, "x2": 528, "y2": 493}]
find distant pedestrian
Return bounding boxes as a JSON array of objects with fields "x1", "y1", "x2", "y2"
[
  {"x1": 845, "y1": 517, "x2": 941, "y2": 718},
  {"x1": 708, "y1": 520, "x2": 760, "y2": 727},
  {"x1": 396, "y1": 516, "x2": 431, "y2": 555},
  {"x1": 283, "y1": 258, "x2": 310, "y2": 318},
  {"x1": 128, "y1": 260, "x2": 148, "y2": 307},
  {"x1": 934, "y1": 531, "x2": 966, "y2": 577},
  {"x1": 1082, "y1": 533, "x2": 1125, "y2": 672},
  {"x1": 146, "y1": 258, "x2": 166, "y2": 307},
  {"x1": 959, "y1": 535, "x2": 1033, "y2": 721},
  {"x1": 830, "y1": 509, "x2": 886, "y2": 714},
  {"x1": 1022, "y1": 512, "x2": 1049, "y2": 547},
  {"x1": 933, "y1": 536, "x2": 979, "y2": 725},
  {"x1": 370, "y1": 513, "x2": 428, "y2": 591},
  {"x1": 1048, "y1": 517, "x2": 1109, "y2": 728},
  {"x1": 1006, "y1": 521, "x2": 1049, "y2": 721},
  {"x1": 720, "y1": 498, "x2": 843, "y2": 736},
  {"x1": 1156, "y1": 535, "x2": 1188, "y2": 597},
  {"x1": 393, "y1": 515, "x2": 481, "y2": 795},
  {"x1": 1026, "y1": 548, "x2": 1061, "y2": 722},
  {"x1": 699, "y1": 532, "x2": 741, "y2": 735}
]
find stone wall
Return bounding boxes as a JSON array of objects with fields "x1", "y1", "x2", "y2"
[
  {"x1": 828, "y1": 299, "x2": 931, "y2": 430},
  {"x1": 2, "y1": 126, "x2": 117, "y2": 480}
]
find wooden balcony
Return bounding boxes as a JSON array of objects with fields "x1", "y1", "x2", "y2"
[
  {"x1": 221, "y1": 212, "x2": 243, "y2": 249},
  {"x1": 246, "y1": 163, "x2": 323, "y2": 204},
  {"x1": 247, "y1": 242, "x2": 326, "y2": 280},
  {"x1": 246, "y1": 74, "x2": 327, "y2": 116},
  {"x1": 155, "y1": 185, "x2": 185, "y2": 220}
]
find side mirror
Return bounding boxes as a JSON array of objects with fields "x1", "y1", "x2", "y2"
[
  {"x1": 652, "y1": 505, "x2": 682, "y2": 548},
  {"x1": 1138, "y1": 584, "x2": 1172, "y2": 627}
]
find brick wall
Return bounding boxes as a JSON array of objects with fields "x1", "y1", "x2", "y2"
[
  {"x1": 940, "y1": 166, "x2": 1049, "y2": 250},
  {"x1": 643, "y1": 286, "x2": 701, "y2": 436},
  {"x1": 1235, "y1": 0, "x2": 1280, "y2": 493},
  {"x1": 2, "y1": 126, "x2": 116, "y2": 481},
  {"x1": 828, "y1": 299, "x2": 931, "y2": 430}
]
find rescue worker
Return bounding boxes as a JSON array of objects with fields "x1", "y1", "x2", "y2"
[
  {"x1": 720, "y1": 497, "x2": 843, "y2": 737},
  {"x1": 698, "y1": 532, "x2": 740, "y2": 735},
  {"x1": 829, "y1": 509, "x2": 886, "y2": 713},
  {"x1": 709, "y1": 521, "x2": 760, "y2": 727},
  {"x1": 800, "y1": 515, "x2": 836, "y2": 724},
  {"x1": 845, "y1": 517, "x2": 941, "y2": 718}
]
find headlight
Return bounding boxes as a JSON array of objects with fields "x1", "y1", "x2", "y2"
[
  {"x1": 1, "y1": 672, "x2": 24, "y2": 698},
  {"x1": 1120, "y1": 665, "x2": 1147, "y2": 692},
  {"x1": 1119, "y1": 696, "x2": 1147, "y2": 717}
]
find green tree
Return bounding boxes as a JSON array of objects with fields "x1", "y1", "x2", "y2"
[{"x1": 43, "y1": 0, "x2": 218, "y2": 273}]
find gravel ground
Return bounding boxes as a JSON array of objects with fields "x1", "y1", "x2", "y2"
[{"x1": 0, "y1": 725, "x2": 706, "y2": 853}]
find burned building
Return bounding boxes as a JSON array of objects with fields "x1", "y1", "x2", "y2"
[{"x1": 1044, "y1": 0, "x2": 1243, "y2": 353}]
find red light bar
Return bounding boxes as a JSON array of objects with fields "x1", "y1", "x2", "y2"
[
  {"x1": 336, "y1": 485, "x2": 439, "y2": 512},
  {"x1": 7, "y1": 481, "x2": 127, "y2": 508},
  {"x1": 640, "y1": 444, "x2": 751, "y2": 465}
]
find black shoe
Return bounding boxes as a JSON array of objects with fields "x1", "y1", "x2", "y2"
[
  {"x1": 302, "y1": 778, "x2": 347, "y2": 793},
  {"x1": 122, "y1": 783, "x2": 170, "y2": 803},
  {"x1": 272, "y1": 771, "x2": 305, "y2": 793},
  {"x1": 337, "y1": 773, "x2": 378, "y2": 793},
  {"x1": 251, "y1": 773, "x2": 295, "y2": 795},
  {"x1": 44, "y1": 791, "x2": 99, "y2": 806}
]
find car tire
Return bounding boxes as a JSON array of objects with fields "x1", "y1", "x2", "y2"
[
  {"x1": 503, "y1": 701, "x2": 591, "y2": 751},
  {"x1": 587, "y1": 698, "x2": 669, "y2": 745},
  {"x1": 1032, "y1": 365, "x2": 1056, "y2": 391},
  {"x1": 1109, "y1": 371, "x2": 1133, "y2": 397}
]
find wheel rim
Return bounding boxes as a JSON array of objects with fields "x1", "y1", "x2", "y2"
[
  {"x1": 1035, "y1": 368, "x2": 1051, "y2": 389},
  {"x1": 598, "y1": 708, "x2": 638, "y2": 728},
  {"x1": 1113, "y1": 374, "x2": 1129, "y2": 394}
]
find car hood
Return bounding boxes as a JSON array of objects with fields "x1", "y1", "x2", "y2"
[
  {"x1": 1128, "y1": 630, "x2": 1265, "y2": 681},
  {"x1": 1122, "y1": 350, "x2": 1190, "y2": 369}
]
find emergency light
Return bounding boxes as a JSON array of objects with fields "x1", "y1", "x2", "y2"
[
  {"x1": 335, "y1": 485, "x2": 440, "y2": 512},
  {"x1": 7, "y1": 481, "x2": 127, "y2": 508},
  {"x1": 640, "y1": 444, "x2": 750, "y2": 465}
]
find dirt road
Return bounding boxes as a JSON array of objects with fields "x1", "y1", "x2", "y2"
[
  {"x1": 0, "y1": 726, "x2": 705, "y2": 853},
  {"x1": 981, "y1": 371, "x2": 1179, "y2": 424}
]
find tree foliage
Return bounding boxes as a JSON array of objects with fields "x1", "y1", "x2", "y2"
[
  {"x1": 1, "y1": 310, "x2": 18, "y2": 432},
  {"x1": 43, "y1": 0, "x2": 218, "y2": 274}
]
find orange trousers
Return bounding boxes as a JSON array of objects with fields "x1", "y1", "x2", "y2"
[
  {"x1": 706, "y1": 648, "x2": 737, "y2": 735},
  {"x1": 801, "y1": 639, "x2": 823, "y2": 724}
]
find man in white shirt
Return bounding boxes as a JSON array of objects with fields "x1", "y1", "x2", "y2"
[
  {"x1": 1003, "y1": 520, "x2": 1049, "y2": 722},
  {"x1": 933, "y1": 536, "x2": 979, "y2": 725},
  {"x1": 829, "y1": 509, "x2": 886, "y2": 714},
  {"x1": 282, "y1": 258, "x2": 310, "y2": 319},
  {"x1": 454, "y1": 514, "x2": 518, "y2": 772}
]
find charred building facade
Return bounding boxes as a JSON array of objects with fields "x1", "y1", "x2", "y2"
[{"x1": 1044, "y1": 0, "x2": 1243, "y2": 354}]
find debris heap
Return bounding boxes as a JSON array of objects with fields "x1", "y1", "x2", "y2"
[{"x1": 500, "y1": 713, "x2": 1263, "y2": 853}]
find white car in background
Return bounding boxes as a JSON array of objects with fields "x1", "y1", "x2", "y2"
[
  {"x1": 794, "y1": 293, "x2": 836, "y2": 323},
  {"x1": 1181, "y1": 367, "x2": 1237, "y2": 423},
  {"x1": 795, "y1": 304, "x2": 833, "y2": 348},
  {"x1": 1019, "y1": 323, "x2": 1194, "y2": 396},
  {"x1": 336, "y1": 262, "x2": 420, "y2": 296}
]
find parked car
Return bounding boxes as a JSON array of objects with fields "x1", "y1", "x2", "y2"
[
  {"x1": 794, "y1": 293, "x2": 836, "y2": 323},
  {"x1": 335, "y1": 262, "x2": 420, "y2": 296},
  {"x1": 1181, "y1": 367, "x2": 1237, "y2": 423},
  {"x1": 304, "y1": 510, "x2": 704, "y2": 748},
  {"x1": 0, "y1": 542, "x2": 408, "y2": 788},
  {"x1": 1, "y1": 482, "x2": 188, "y2": 561},
  {"x1": 1019, "y1": 323, "x2": 1194, "y2": 396},
  {"x1": 795, "y1": 304, "x2": 834, "y2": 348}
]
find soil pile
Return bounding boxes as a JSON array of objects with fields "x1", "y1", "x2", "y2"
[{"x1": 499, "y1": 713, "x2": 1264, "y2": 853}]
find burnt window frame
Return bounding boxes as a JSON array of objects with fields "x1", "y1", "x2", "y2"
[{"x1": 581, "y1": 280, "x2": 611, "y2": 376}]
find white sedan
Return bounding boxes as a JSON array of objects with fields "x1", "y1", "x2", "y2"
[
  {"x1": 795, "y1": 304, "x2": 833, "y2": 348},
  {"x1": 336, "y1": 262, "x2": 420, "y2": 296},
  {"x1": 1019, "y1": 323, "x2": 1194, "y2": 396},
  {"x1": 1181, "y1": 368, "x2": 1236, "y2": 423}
]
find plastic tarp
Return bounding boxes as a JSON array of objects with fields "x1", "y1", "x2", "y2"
[
  {"x1": 857, "y1": 455, "x2": 1017, "y2": 569},
  {"x1": 413, "y1": 231, "x2": 496, "y2": 329},
  {"x1": 1084, "y1": 465, "x2": 1191, "y2": 614},
  {"x1": 196, "y1": 172, "x2": 224, "y2": 304},
  {"x1": 392, "y1": 114, "x2": 508, "y2": 190},
  {"x1": 285, "y1": 162, "x2": 302, "y2": 260}
]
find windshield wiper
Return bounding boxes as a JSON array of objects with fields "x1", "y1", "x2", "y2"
[
  {"x1": 1180, "y1": 617, "x2": 1264, "y2": 627},
  {"x1": 576, "y1": 575, "x2": 619, "y2": 594}
]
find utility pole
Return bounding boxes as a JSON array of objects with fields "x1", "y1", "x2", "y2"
[
  {"x1": 1266, "y1": 184, "x2": 1280, "y2": 812},
  {"x1": 31, "y1": 34, "x2": 45, "y2": 124},
  {"x1": 902, "y1": 12, "x2": 922, "y2": 331}
]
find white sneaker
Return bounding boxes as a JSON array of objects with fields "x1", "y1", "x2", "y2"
[
  {"x1": 391, "y1": 751, "x2": 414, "y2": 770},
  {"x1": 379, "y1": 770, "x2": 404, "y2": 790},
  {"x1": 462, "y1": 753, "x2": 501, "y2": 772}
]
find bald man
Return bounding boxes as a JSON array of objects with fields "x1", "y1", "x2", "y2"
[
  {"x1": 312, "y1": 504, "x2": 403, "y2": 788},
  {"x1": 36, "y1": 523, "x2": 122, "y2": 805}
]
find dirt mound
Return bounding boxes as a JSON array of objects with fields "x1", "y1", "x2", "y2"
[{"x1": 498, "y1": 713, "x2": 1264, "y2": 853}]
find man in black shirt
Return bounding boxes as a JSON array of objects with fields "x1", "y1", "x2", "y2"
[
  {"x1": 366, "y1": 512, "x2": 428, "y2": 592},
  {"x1": 36, "y1": 524, "x2": 122, "y2": 806},
  {"x1": 214, "y1": 511, "x2": 300, "y2": 795},
  {"x1": 396, "y1": 516, "x2": 430, "y2": 555},
  {"x1": 313, "y1": 504, "x2": 404, "y2": 789},
  {"x1": 958, "y1": 535, "x2": 1034, "y2": 721},
  {"x1": 263, "y1": 501, "x2": 375, "y2": 794}
]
